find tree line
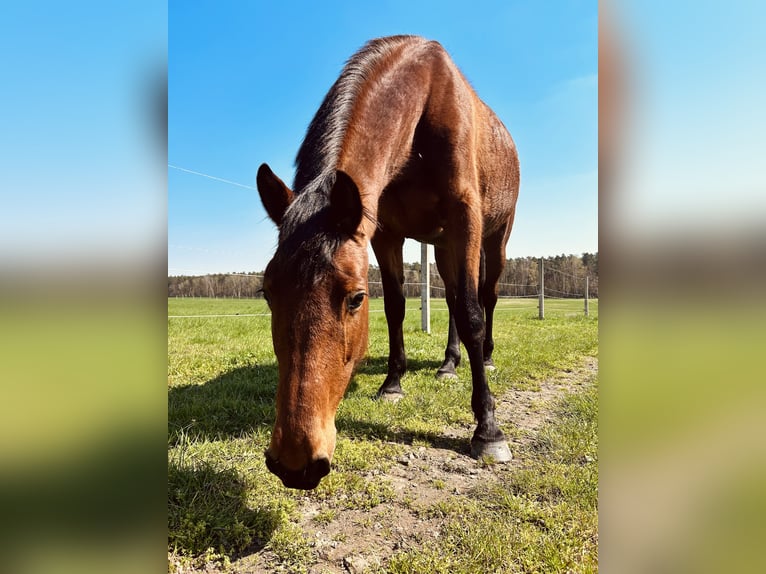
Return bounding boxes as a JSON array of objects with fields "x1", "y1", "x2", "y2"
[{"x1": 168, "y1": 253, "x2": 598, "y2": 299}]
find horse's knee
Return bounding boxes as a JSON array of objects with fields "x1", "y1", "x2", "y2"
[{"x1": 455, "y1": 301, "x2": 485, "y2": 349}]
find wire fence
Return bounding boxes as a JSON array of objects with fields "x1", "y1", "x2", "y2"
[
  {"x1": 168, "y1": 164, "x2": 597, "y2": 318},
  {"x1": 169, "y1": 262, "x2": 595, "y2": 299}
]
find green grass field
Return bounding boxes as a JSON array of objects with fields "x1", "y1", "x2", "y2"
[{"x1": 168, "y1": 297, "x2": 598, "y2": 572}]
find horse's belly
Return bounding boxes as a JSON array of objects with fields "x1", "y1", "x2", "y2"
[
  {"x1": 381, "y1": 210, "x2": 447, "y2": 245},
  {"x1": 378, "y1": 189, "x2": 448, "y2": 244},
  {"x1": 408, "y1": 225, "x2": 446, "y2": 244}
]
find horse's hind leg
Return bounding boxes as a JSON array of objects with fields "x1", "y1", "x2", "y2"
[
  {"x1": 436, "y1": 311, "x2": 461, "y2": 379},
  {"x1": 371, "y1": 233, "x2": 407, "y2": 401},
  {"x1": 481, "y1": 223, "x2": 513, "y2": 370},
  {"x1": 435, "y1": 247, "x2": 461, "y2": 379}
]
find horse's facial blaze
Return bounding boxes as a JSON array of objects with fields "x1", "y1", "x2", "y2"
[{"x1": 263, "y1": 240, "x2": 369, "y2": 489}]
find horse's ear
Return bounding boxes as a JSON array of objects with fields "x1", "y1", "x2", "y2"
[
  {"x1": 329, "y1": 170, "x2": 362, "y2": 235},
  {"x1": 257, "y1": 163, "x2": 294, "y2": 226}
]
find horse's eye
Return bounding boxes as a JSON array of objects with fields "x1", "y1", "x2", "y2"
[{"x1": 347, "y1": 291, "x2": 366, "y2": 311}]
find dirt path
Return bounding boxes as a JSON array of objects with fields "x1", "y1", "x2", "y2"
[{"x1": 213, "y1": 356, "x2": 598, "y2": 574}]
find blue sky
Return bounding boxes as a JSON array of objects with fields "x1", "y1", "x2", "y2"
[
  {"x1": 611, "y1": 1, "x2": 766, "y2": 234},
  {"x1": 169, "y1": 1, "x2": 598, "y2": 275},
  {"x1": 1, "y1": 2, "x2": 166, "y2": 269}
]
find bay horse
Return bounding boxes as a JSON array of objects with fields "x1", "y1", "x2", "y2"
[{"x1": 257, "y1": 36, "x2": 519, "y2": 489}]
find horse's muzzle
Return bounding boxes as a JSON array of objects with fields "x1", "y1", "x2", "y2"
[{"x1": 264, "y1": 451, "x2": 331, "y2": 490}]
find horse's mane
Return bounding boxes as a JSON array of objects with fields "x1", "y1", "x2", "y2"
[
  {"x1": 292, "y1": 35, "x2": 420, "y2": 195},
  {"x1": 274, "y1": 36, "x2": 421, "y2": 278}
]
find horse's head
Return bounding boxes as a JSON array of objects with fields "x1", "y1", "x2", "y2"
[{"x1": 256, "y1": 163, "x2": 369, "y2": 489}]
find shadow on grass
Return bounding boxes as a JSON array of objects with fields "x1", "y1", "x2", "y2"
[
  {"x1": 168, "y1": 364, "x2": 279, "y2": 445},
  {"x1": 168, "y1": 461, "x2": 282, "y2": 557},
  {"x1": 357, "y1": 355, "x2": 444, "y2": 377},
  {"x1": 167, "y1": 357, "x2": 473, "y2": 561},
  {"x1": 169, "y1": 355, "x2": 469, "y2": 453},
  {"x1": 168, "y1": 362, "x2": 363, "y2": 445},
  {"x1": 336, "y1": 415, "x2": 473, "y2": 456},
  {"x1": 342, "y1": 354, "x2": 474, "y2": 456}
]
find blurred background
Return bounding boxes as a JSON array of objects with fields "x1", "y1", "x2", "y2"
[
  {"x1": 0, "y1": 2, "x2": 167, "y2": 573},
  {"x1": 599, "y1": 2, "x2": 766, "y2": 572},
  {"x1": 1, "y1": 1, "x2": 764, "y2": 573}
]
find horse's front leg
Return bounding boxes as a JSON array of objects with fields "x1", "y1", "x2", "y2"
[
  {"x1": 481, "y1": 224, "x2": 512, "y2": 371},
  {"x1": 371, "y1": 233, "x2": 407, "y2": 401},
  {"x1": 446, "y1": 226, "x2": 512, "y2": 462}
]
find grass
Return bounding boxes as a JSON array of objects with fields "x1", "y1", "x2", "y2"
[
  {"x1": 385, "y1": 385, "x2": 598, "y2": 574},
  {"x1": 168, "y1": 297, "x2": 598, "y2": 571}
]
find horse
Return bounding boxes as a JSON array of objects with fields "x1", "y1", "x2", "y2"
[{"x1": 257, "y1": 35, "x2": 520, "y2": 489}]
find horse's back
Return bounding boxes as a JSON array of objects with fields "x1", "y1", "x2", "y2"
[
  {"x1": 407, "y1": 41, "x2": 520, "y2": 225},
  {"x1": 475, "y1": 102, "x2": 520, "y2": 234},
  {"x1": 337, "y1": 36, "x2": 519, "y2": 241},
  {"x1": 403, "y1": 42, "x2": 519, "y2": 236}
]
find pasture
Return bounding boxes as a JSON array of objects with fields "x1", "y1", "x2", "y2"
[{"x1": 168, "y1": 297, "x2": 598, "y2": 573}]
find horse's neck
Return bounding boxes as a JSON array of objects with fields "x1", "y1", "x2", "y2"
[
  {"x1": 337, "y1": 127, "x2": 422, "y2": 242},
  {"x1": 335, "y1": 45, "x2": 437, "y2": 240}
]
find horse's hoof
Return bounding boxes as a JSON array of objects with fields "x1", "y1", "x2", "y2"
[
  {"x1": 436, "y1": 368, "x2": 458, "y2": 380},
  {"x1": 484, "y1": 359, "x2": 496, "y2": 371},
  {"x1": 377, "y1": 391, "x2": 404, "y2": 403},
  {"x1": 471, "y1": 439, "x2": 512, "y2": 462}
]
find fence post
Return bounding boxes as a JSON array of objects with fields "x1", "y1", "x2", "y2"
[
  {"x1": 584, "y1": 275, "x2": 590, "y2": 317},
  {"x1": 538, "y1": 257, "x2": 545, "y2": 320},
  {"x1": 421, "y1": 242, "x2": 430, "y2": 333}
]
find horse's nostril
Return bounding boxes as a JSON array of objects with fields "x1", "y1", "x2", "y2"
[
  {"x1": 264, "y1": 451, "x2": 280, "y2": 476},
  {"x1": 310, "y1": 456, "x2": 331, "y2": 479},
  {"x1": 264, "y1": 452, "x2": 331, "y2": 489}
]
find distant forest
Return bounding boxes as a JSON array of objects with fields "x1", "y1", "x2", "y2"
[{"x1": 168, "y1": 253, "x2": 598, "y2": 299}]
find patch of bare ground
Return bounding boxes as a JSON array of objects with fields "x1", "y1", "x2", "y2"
[{"x1": 215, "y1": 356, "x2": 598, "y2": 573}]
